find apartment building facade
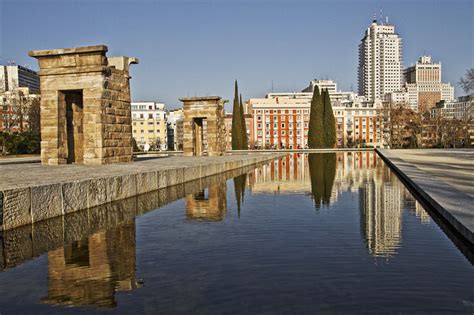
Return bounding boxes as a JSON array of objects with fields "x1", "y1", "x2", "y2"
[
  {"x1": 131, "y1": 101, "x2": 168, "y2": 150},
  {"x1": 248, "y1": 92, "x2": 384, "y2": 149}
]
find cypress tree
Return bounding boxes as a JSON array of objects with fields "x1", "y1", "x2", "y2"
[
  {"x1": 323, "y1": 88, "x2": 336, "y2": 148},
  {"x1": 231, "y1": 80, "x2": 243, "y2": 150},
  {"x1": 308, "y1": 86, "x2": 324, "y2": 148},
  {"x1": 239, "y1": 94, "x2": 248, "y2": 149}
]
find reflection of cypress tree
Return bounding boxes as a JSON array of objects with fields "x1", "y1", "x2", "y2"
[
  {"x1": 308, "y1": 154, "x2": 324, "y2": 208},
  {"x1": 233, "y1": 173, "x2": 247, "y2": 217},
  {"x1": 308, "y1": 153, "x2": 336, "y2": 209},
  {"x1": 323, "y1": 153, "x2": 336, "y2": 204}
]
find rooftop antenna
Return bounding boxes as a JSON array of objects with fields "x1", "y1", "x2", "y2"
[
  {"x1": 379, "y1": 8, "x2": 383, "y2": 24},
  {"x1": 372, "y1": 12, "x2": 377, "y2": 23},
  {"x1": 271, "y1": 80, "x2": 274, "y2": 92},
  {"x1": 385, "y1": 15, "x2": 389, "y2": 24}
]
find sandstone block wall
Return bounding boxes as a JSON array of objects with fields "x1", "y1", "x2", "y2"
[
  {"x1": 28, "y1": 45, "x2": 138, "y2": 165},
  {"x1": 180, "y1": 96, "x2": 226, "y2": 156}
]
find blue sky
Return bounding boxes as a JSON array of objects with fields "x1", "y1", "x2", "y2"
[{"x1": 1, "y1": 0, "x2": 472, "y2": 109}]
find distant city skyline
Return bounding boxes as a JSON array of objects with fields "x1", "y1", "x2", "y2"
[{"x1": 1, "y1": 0, "x2": 472, "y2": 109}]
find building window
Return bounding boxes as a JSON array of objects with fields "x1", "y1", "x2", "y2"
[
  {"x1": 148, "y1": 114, "x2": 153, "y2": 119},
  {"x1": 281, "y1": 123, "x2": 285, "y2": 128}
]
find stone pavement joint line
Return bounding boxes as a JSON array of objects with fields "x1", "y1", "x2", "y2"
[
  {"x1": 0, "y1": 153, "x2": 286, "y2": 230},
  {"x1": 376, "y1": 149, "x2": 474, "y2": 244}
]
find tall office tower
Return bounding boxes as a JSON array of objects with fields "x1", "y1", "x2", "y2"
[
  {"x1": 0, "y1": 65, "x2": 40, "y2": 94},
  {"x1": 358, "y1": 18, "x2": 403, "y2": 101}
]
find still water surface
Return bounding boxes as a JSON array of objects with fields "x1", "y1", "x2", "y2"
[{"x1": 0, "y1": 152, "x2": 472, "y2": 314}]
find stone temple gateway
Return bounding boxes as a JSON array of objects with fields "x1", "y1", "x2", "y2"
[
  {"x1": 179, "y1": 96, "x2": 226, "y2": 156},
  {"x1": 29, "y1": 45, "x2": 138, "y2": 165}
]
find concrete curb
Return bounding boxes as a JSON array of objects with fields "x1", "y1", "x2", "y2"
[{"x1": 376, "y1": 148, "x2": 473, "y2": 244}]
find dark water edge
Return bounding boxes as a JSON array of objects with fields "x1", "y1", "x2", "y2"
[{"x1": 0, "y1": 152, "x2": 472, "y2": 314}]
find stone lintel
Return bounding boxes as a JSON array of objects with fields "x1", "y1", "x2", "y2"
[
  {"x1": 38, "y1": 65, "x2": 108, "y2": 76},
  {"x1": 29, "y1": 45, "x2": 108, "y2": 58},
  {"x1": 179, "y1": 96, "x2": 222, "y2": 102}
]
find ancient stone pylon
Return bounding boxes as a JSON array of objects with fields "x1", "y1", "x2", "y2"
[
  {"x1": 29, "y1": 45, "x2": 138, "y2": 165},
  {"x1": 179, "y1": 96, "x2": 226, "y2": 156}
]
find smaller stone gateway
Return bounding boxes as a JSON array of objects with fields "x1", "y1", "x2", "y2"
[
  {"x1": 29, "y1": 45, "x2": 138, "y2": 165},
  {"x1": 179, "y1": 96, "x2": 226, "y2": 156}
]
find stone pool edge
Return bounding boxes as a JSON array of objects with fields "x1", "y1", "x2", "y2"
[
  {"x1": 375, "y1": 148, "x2": 473, "y2": 244},
  {"x1": 0, "y1": 153, "x2": 287, "y2": 231}
]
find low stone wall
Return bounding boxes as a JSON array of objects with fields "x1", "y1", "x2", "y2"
[
  {"x1": 0, "y1": 162, "x2": 268, "y2": 271},
  {"x1": 0, "y1": 154, "x2": 285, "y2": 231}
]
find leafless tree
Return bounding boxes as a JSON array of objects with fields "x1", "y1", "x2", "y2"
[{"x1": 459, "y1": 68, "x2": 474, "y2": 94}]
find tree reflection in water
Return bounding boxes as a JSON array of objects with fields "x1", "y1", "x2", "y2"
[
  {"x1": 233, "y1": 173, "x2": 247, "y2": 218},
  {"x1": 308, "y1": 153, "x2": 336, "y2": 209}
]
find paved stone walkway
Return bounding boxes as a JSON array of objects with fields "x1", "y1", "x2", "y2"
[
  {"x1": 377, "y1": 149, "x2": 474, "y2": 243},
  {"x1": 0, "y1": 153, "x2": 283, "y2": 190}
]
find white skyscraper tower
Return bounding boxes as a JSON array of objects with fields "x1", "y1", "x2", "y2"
[{"x1": 358, "y1": 17, "x2": 403, "y2": 101}]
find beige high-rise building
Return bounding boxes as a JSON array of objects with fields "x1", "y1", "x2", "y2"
[
  {"x1": 403, "y1": 55, "x2": 454, "y2": 112},
  {"x1": 358, "y1": 18, "x2": 403, "y2": 101}
]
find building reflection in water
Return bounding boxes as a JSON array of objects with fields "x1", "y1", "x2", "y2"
[
  {"x1": 248, "y1": 152, "x2": 432, "y2": 258},
  {"x1": 41, "y1": 221, "x2": 140, "y2": 308},
  {"x1": 186, "y1": 183, "x2": 228, "y2": 221}
]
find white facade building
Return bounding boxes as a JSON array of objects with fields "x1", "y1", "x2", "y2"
[
  {"x1": 166, "y1": 109, "x2": 184, "y2": 150},
  {"x1": 358, "y1": 19, "x2": 403, "y2": 101},
  {"x1": 302, "y1": 79, "x2": 338, "y2": 95}
]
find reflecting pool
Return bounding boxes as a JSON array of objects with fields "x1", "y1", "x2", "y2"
[{"x1": 0, "y1": 152, "x2": 473, "y2": 314}]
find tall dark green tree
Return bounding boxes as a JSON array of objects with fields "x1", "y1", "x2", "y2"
[
  {"x1": 323, "y1": 89, "x2": 337, "y2": 147},
  {"x1": 308, "y1": 86, "x2": 324, "y2": 148},
  {"x1": 239, "y1": 94, "x2": 248, "y2": 149},
  {"x1": 232, "y1": 80, "x2": 244, "y2": 150}
]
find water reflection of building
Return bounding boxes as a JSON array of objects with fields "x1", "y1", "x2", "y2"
[
  {"x1": 248, "y1": 152, "x2": 431, "y2": 258},
  {"x1": 186, "y1": 183, "x2": 227, "y2": 221},
  {"x1": 41, "y1": 222, "x2": 139, "y2": 308},
  {"x1": 359, "y1": 168, "x2": 403, "y2": 257},
  {"x1": 250, "y1": 152, "x2": 379, "y2": 198}
]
